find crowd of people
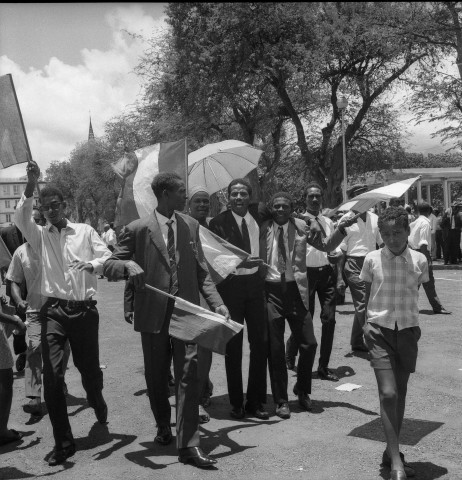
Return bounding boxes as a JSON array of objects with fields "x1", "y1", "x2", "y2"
[{"x1": 0, "y1": 159, "x2": 452, "y2": 479}]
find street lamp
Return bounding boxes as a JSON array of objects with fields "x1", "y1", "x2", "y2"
[{"x1": 337, "y1": 95, "x2": 348, "y2": 203}]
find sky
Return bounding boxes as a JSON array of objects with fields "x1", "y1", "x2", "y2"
[{"x1": 0, "y1": 3, "x2": 451, "y2": 180}]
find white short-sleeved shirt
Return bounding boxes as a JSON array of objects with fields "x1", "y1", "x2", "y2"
[
  {"x1": 408, "y1": 215, "x2": 431, "y2": 250},
  {"x1": 359, "y1": 246, "x2": 429, "y2": 330},
  {"x1": 339, "y1": 211, "x2": 382, "y2": 256}
]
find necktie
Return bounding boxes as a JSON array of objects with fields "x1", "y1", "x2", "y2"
[
  {"x1": 166, "y1": 220, "x2": 178, "y2": 296},
  {"x1": 241, "y1": 217, "x2": 251, "y2": 254},
  {"x1": 277, "y1": 226, "x2": 287, "y2": 290},
  {"x1": 315, "y1": 216, "x2": 327, "y2": 238}
]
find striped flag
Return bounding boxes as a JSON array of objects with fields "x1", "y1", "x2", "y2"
[
  {"x1": 199, "y1": 226, "x2": 250, "y2": 284},
  {"x1": 0, "y1": 237, "x2": 12, "y2": 269},
  {"x1": 0, "y1": 74, "x2": 32, "y2": 169},
  {"x1": 146, "y1": 284, "x2": 243, "y2": 354},
  {"x1": 113, "y1": 139, "x2": 188, "y2": 227}
]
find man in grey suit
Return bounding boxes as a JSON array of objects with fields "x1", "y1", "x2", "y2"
[{"x1": 104, "y1": 172, "x2": 229, "y2": 468}]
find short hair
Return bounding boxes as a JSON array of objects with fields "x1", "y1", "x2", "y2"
[
  {"x1": 40, "y1": 185, "x2": 64, "y2": 202},
  {"x1": 416, "y1": 201, "x2": 432, "y2": 215},
  {"x1": 306, "y1": 182, "x2": 323, "y2": 195},
  {"x1": 151, "y1": 172, "x2": 183, "y2": 199},
  {"x1": 378, "y1": 206, "x2": 409, "y2": 230},
  {"x1": 405, "y1": 205, "x2": 412, "y2": 213},
  {"x1": 227, "y1": 178, "x2": 252, "y2": 197},
  {"x1": 269, "y1": 191, "x2": 294, "y2": 209}
]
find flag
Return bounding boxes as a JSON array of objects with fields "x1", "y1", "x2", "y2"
[
  {"x1": 113, "y1": 139, "x2": 188, "y2": 227},
  {"x1": 199, "y1": 225, "x2": 250, "y2": 284},
  {"x1": 0, "y1": 74, "x2": 32, "y2": 169},
  {"x1": 146, "y1": 284, "x2": 243, "y2": 354},
  {"x1": 338, "y1": 176, "x2": 421, "y2": 213},
  {"x1": 0, "y1": 236, "x2": 12, "y2": 269}
]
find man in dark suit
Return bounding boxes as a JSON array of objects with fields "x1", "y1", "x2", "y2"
[
  {"x1": 209, "y1": 178, "x2": 269, "y2": 420},
  {"x1": 103, "y1": 172, "x2": 229, "y2": 469},
  {"x1": 260, "y1": 192, "x2": 350, "y2": 419}
]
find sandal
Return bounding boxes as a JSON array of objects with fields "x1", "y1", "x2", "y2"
[{"x1": 0, "y1": 429, "x2": 23, "y2": 446}]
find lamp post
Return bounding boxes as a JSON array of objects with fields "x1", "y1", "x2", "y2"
[{"x1": 337, "y1": 96, "x2": 348, "y2": 203}]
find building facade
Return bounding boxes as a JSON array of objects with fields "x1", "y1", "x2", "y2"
[{"x1": 0, "y1": 177, "x2": 46, "y2": 226}]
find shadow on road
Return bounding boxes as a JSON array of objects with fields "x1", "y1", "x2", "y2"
[
  {"x1": 348, "y1": 417, "x2": 444, "y2": 445},
  {"x1": 124, "y1": 441, "x2": 171, "y2": 470},
  {"x1": 307, "y1": 399, "x2": 378, "y2": 416},
  {"x1": 0, "y1": 466, "x2": 67, "y2": 478},
  {"x1": 379, "y1": 461, "x2": 448, "y2": 480}
]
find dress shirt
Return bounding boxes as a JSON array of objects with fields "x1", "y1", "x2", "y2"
[
  {"x1": 359, "y1": 246, "x2": 429, "y2": 330},
  {"x1": 231, "y1": 210, "x2": 259, "y2": 275},
  {"x1": 408, "y1": 215, "x2": 431, "y2": 250},
  {"x1": 6, "y1": 243, "x2": 44, "y2": 313},
  {"x1": 339, "y1": 211, "x2": 382, "y2": 256},
  {"x1": 265, "y1": 222, "x2": 295, "y2": 283},
  {"x1": 102, "y1": 228, "x2": 116, "y2": 247},
  {"x1": 428, "y1": 213, "x2": 437, "y2": 234},
  {"x1": 155, "y1": 209, "x2": 178, "y2": 252},
  {"x1": 14, "y1": 194, "x2": 111, "y2": 301},
  {"x1": 305, "y1": 212, "x2": 340, "y2": 267}
]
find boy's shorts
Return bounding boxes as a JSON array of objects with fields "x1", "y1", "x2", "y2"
[{"x1": 363, "y1": 322, "x2": 421, "y2": 373}]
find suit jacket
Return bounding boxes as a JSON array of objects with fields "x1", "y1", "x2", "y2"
[
  {"x1": 103, "y1": 211, "x2": 223, "y2": 333},
  {"x1": 259, "y1": 217, "x2": 346, "y2": 310}
]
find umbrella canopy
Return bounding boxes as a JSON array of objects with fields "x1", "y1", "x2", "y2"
[
  {"x1": 188, "y1": 140, "x2": 263, "y2": 195},
  {"x1": 338, "y1": 176, "x2": 421, "y2": 214}
]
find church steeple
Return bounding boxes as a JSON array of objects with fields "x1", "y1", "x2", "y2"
[{"x1": 88, "y1": 115, "x2": 95, "y2": 141}]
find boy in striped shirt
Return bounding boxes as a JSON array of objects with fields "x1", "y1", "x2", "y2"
[{"x1": 360, "y1": 207, "x2": 429, "y2": 480}]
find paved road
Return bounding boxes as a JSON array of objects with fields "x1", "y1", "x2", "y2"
[{"x1": 1, "y1": 271, "x2": 461, "y2": 480}]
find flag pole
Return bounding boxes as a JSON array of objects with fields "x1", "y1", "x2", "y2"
[{"x1": 184, "y1": 137, "x2": 188, "y2": 212}]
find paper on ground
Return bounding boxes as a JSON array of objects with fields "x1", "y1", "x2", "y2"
[{"x1": 335, "y1": 383, "x2": 362, "y2": 392}]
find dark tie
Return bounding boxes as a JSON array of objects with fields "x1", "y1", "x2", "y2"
[
  {"x1": 166, "y1": 220, "x2": 178, "y2": 296},
  {"x1": 277, "y1": 226, "x2": 287, "y2": 274},
  {"x1": 241, "y1": 217, "x2": 251, "y2": 254},
  {"x1": 315, "y1": 216, "x2": 327, "y2": 237}
]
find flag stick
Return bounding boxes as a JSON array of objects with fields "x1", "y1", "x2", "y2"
[{"x1": 145, "y1": 283, "x2": 177, "y2": 300}]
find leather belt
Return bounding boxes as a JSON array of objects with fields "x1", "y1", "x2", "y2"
[
  {"x1": 49, "y1": 297, "x2": 97, "y2": 310},
  {"x1": 306, "y1": 264, "x2": 332, "y2": 271}
]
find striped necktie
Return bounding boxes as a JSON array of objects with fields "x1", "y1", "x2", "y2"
[{"x1": 166, "y1": 220, "x2": 178, "y2": 296}]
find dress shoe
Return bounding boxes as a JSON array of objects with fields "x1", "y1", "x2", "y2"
[
  {"x1": 245, "y1": 402, "x2": 270, "y2": 420},
  {"x1": 293, "y1": 384, "x2": 313, "y2": 410},
  {"x1": 390, "y1": 470, "x2": 407, "y2": 480},
  {"x1": 351, "y1": 344, "x2": 369, "y2": 353},
  {"x1": 433, "y1": 308, "x2": 451, "y2": 315},
  {"x1": 178, "y1": 446, "x2": 217, "y2": 468},
  {"x1": 48, "y1": 443, "x2": 76, "y2": 466},
  {"x1": 198, "y1": 405, "x2": 210, "y2": 424},
  {"x1": 155, "y1": 425, "x2": 172, "y2": 445},
  {"x1": 23, "y1": 398, "x2": 42, "y2": 416},
  {"x1": 275, "y1": 402, "x2": 291, "y2": 419},
  {"x1": 230, "y1": 406, "x2": 245, "y2": 419},
  {"x1": 382, "y1": 450, "x2": 415, "y2": 477},
  {"x1": 317, "y1": 367, "x2": 339, "y2": 382}
]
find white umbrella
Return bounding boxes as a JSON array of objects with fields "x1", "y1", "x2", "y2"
[
  {"x1": 338, "y1": 176, "x2": 421, "y2": 213},
  {"x1": 188, "y1": 140, "x2": 263, "y2": 195}
]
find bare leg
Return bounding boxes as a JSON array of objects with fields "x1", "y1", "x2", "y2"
[
  {"x1": 0, "y1": 368, "x2": 13, "y2": 436},
  {"x1": 374, "y1": 368, "x2": 405, "y2": 473},
  {"x1": 395, "y1": 368, "x2": 410, "y2": 438}
]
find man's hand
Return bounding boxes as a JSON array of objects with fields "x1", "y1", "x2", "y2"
[
  {"x1": 68, "y1": 260, "x2": 94, "y2": 273},
  {"x1": 336, "y1": 279, "x2": 346, "y2": 296},
  {"x1": 16, "y1": 300, "x2": 29, "y2": 316},
  {"x1": 14, "y1": 315, "x2": 27, "y2": 334},
  {"x1": 215, "y1": 304, "x2": 230, "y2": 321},
  {"x1": 338, "y1": 212, "x2": 361, "y2": 231},
  {"x1": 26, "y1": 160, "x2": 41, "y2": 184},
  {"x1": 239, "y1": 256, "x2": 264, "y2": 269},
  {"x1": 124, "y1": 312, "x2": 134, "y2": 324},
  {"x1": 125, "y1": 260, "x2": 145, "y2": 290}
]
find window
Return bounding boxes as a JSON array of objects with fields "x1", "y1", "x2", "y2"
[
  {"x1": 5, "y1": 214, "x2": 11, "y2": 222},
  {"x1": 14, "y1": 199, "x2": 18, "y2": 207},
  {"x1": 5, "y1": 200, "x2": 10, "y2": 208},
  {"x1": 3, "y1": 185, "x2": 9, "y2": 195},
  {"x1": 13, "y1": 184, "x2": 19, "y2": 195}
]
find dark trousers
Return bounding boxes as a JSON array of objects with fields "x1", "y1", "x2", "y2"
[
  {"x1": 141, "y1": 300, "x2": 200, "y2": 449},
  {"x1": 344, "y1": 256, "x2": 366, "y2": 348},
  {"x1": 266, "y1": 281, "x2": 317, "y2": 405},
  {"x1": 415, "y1": 248, "x2": 443, "y2": 312},
  {"x1": 217, "y1": 273, "x2": 267, "y2": 408},
  {"x1": 41, "y1": 300, "x2": 102, "y2": 449},
  {"x1": 435, "y1": 230, "x2": 444, "y2": 259},
  {"x1": 444, "y1": 229, "x2": 461, "y2": 264}
]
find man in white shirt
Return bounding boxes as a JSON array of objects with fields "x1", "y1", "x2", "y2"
[
  {"x1": 338, "y1": 208, "x2": 383, "y2": 352},
  {"x1": 15, "y1": 160, "x2": 112, "y2": 466},
  {"x1": 408, "y1": 201, "x2": 451, "y2": 315},
  {"x1": 101, "y1": 223, "x2": 116, "y2": 252}
]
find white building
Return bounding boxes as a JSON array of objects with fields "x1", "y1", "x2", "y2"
[{"x1": 0, "y1": 176, "x2": 46, "y2": 226}]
